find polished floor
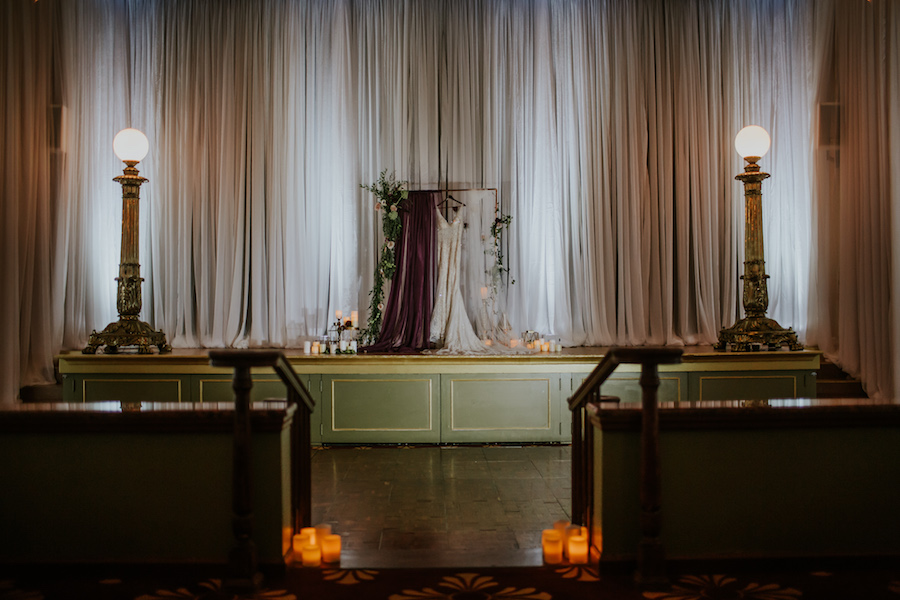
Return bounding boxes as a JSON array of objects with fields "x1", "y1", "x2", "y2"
[{"x1": 310, "y1": 444, "x2": 571, "y2": 569}]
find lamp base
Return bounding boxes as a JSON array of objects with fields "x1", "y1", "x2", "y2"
[
  {"x1": 83, "y1": 316, "x2": 172, "y2": 354},
  {"x1": 715, "y1": 316, "x2": 803, "y2": 352}
]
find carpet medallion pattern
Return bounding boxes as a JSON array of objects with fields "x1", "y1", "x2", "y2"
[{"x1": 2, "y1": 564, "x2": 900, "y2": 600}]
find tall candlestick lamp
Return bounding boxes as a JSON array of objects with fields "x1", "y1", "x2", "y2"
[
  {"x1": 83, "y1": 128, "x2": 171, "y2": 354},
  {"x1": 715, "y1": 125, "x2": 802, "y2": 352}
]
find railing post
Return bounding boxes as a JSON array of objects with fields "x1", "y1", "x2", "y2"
[
  {"x1": 637, "y1": 361, "x2": 665, "y2": 587},
  {"x1": 227, "y1": 363, "x2": 263, "y2": 591},
  {"x1": 291, "y1": 385, "x2": 313, "y2": 531}
]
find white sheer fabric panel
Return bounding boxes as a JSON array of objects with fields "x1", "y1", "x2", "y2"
[
  {"x1": 808, "y1": 0, "x2": 897, "y2": 399},
  {"x1": 0, "y1": 2, "x2": 56, "y2": 404}
]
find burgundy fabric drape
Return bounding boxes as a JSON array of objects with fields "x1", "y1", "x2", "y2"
[{"x1": 363, "y1": 191, "x2": 438, "y2": 353}]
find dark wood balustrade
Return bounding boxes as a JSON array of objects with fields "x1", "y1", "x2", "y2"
[
  {"x1": 568, "y1": 346, "x2": 683, "y2": 587},
  {"x1": 209, "y1": 349, "x2": 316, "y2": 592}
]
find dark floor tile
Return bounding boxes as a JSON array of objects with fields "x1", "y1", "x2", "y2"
[{"x1": 487, "y1": 459, "x2": 543, "y2": 479}]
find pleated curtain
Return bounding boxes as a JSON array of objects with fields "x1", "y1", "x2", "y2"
[{"x1": 2, "y1": 0, "x2": 898, "y2": 404}]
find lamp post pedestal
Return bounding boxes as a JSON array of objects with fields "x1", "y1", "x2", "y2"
[
  {"x1": 716, "y1": 160, "x2": 802, "y2": 352},
  {"x1": 83, "y1": 162, "x2": 170, "y2": 355}
]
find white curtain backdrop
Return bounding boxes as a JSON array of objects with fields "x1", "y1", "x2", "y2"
[{"x1": 2, "y1": 0, "x2": 897, "y2": 404}]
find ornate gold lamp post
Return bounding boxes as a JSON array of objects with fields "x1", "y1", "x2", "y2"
[
  {"x1": 83, "y1": 128, "x2": 171, "y2": 354},
  {"x1": 715, "y1": 125, "x2": 802, "y2": 352}
]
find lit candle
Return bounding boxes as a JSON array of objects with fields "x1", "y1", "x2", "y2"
[
  {"x1": 311, "y1": 342, "x2": 320, "y2": 354},
  {"x1": 321, "y1": 534, "x2": 341, "y2": 563},
  {"x1": 315, "y1": 523, "x2": 332, "y2": 546},
  {"x1": 300, "y1": 526, "x2": 317, "y2": 547},
  {"x1": 484, "y1": 339, "x2": 493, "y2": 346},
  {"x1": 292, "y1": 533, "x2": 308, "y2": 555},
  {"x1": 553, "y1": 519, "x2": 570, "y2": 536},
  {"x1": 303, "y1": 341, "x2": 311, "y2": 354},
  {"x1": 542, "y1": 530, "x2": 563, "y2": 565},
  {"x1": 509, "y1": 339, "x2": 519, "y2": 348},
  {"x1": 335, "y1": 310, "x2": 342, "y2": 321},
  {"x1": 329, "y1": 342, "x2": 337, "y2": 354},
  {"x1": 301, "y1": 543, "x2": 321, "y2": 567},
  {"x1": 541, "y1": 342, "x2": 550, "y2": 352},
  {"x1": 568, "y1": 534, "x2": 589, "y2": 564},
  {"x1": 564, "y1": 524, "x2": 581, "y2": 558},
  {"x1": 351, "y1": 311, "x2": 359, "y2": 327},
  {"x1": 339, "y1": 340, "x2": 348, "y2": 352}
]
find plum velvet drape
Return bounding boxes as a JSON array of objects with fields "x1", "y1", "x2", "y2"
[{"x1": 364, "y1": 191, "x2": 438, "y2": 353}]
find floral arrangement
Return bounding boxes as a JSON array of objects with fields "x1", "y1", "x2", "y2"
[
  {"x1": 489, "y1": 212, "x2": 514, "y2": 286},
  {"x1": 360, "y1": 169, "x2": 408, "y2": 339}
]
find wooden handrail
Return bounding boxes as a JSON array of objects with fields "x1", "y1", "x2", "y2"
[
  {"x1": 209, "y1": 349, "x2": 316, "y2": 592},
  {"x1": 568, "y1": 346, "x2": 682, "y2": 588}
]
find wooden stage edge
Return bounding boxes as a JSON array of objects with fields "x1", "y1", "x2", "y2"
[{"x1": 58, "y1": 345, "x2": 821, "y2": 376}]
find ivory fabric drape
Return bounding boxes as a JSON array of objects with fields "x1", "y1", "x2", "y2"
[{"x1": 2, "y1": 0, "x2": 898, "y2": 404}]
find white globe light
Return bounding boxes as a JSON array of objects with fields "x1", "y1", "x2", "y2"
[
  {"x1": 113, "y1": 128, "x2": 150, "y2": 163},
  {"x1": 734, "y1": 125, "x2": 771, "y2": 160}
]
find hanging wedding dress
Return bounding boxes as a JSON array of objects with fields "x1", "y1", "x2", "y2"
[{"x1": 429, "y1": 209, "x2": 498, "y2": 354}]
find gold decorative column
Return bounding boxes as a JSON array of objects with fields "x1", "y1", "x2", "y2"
[
  {"x1": 84, "y1": 129, "x2": 171, "y2": 355},
  {"x1": 716, "y1": 126, "x2": 802, "y2": 352}
]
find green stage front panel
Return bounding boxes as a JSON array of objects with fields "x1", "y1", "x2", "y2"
[
  {"x1": 693, "y1": 371, "x2": 810, "y2": 401},
  {"x1": 322, "y1": 374, "x2": 439, "y2": 443},
  {"x1": 80, "y1": 376, "x2": 187, "y2": 403},
  {"x1": 441, "y1": 374, "x2": 563, "y2": 443},
  {"x1": 597, "y1": 373, "x2": 686, "y2": 404},
  {"x1": 194, "y1": 374, "x2": 323, "y2": 444}
]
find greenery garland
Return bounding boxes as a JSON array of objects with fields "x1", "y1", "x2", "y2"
[{"x1": 360, "y1": 170, "x2": 408, "y2": 340}]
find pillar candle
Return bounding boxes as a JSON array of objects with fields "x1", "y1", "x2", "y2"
[
  {"x1": 340, "y1": 340, "x2": 348, "y2": 352},
  {"x1": 315, "y1": 523, "x2": 332, "y2": 546},
  {"x1": 303, "y1": 341, "x2": 311, "y2": 354},
  {"x1": 335, "y1": 310, "x2": 342, "y2": 321},
  {"x1": 351, "y1": 311, "x2": 359, "y2": 327},
  {"x1": 301, "y1": 544, "x2": 321, "y2": 567},
  {"x1": 568, "y1": 534, "x2": 589, "y2": 564},
  {"x1": 311, "y1": 342, "x2": 320, "y2": 355},
  {"x1": 292, "y1": 533, "x2": 309, "y2": 555},
  {"x1": 509, "y1": 339, "x2": 519, "y2": 348},
  {"x1": 300, "y1": 527, "x2": 317, "y2": 547},
  {"x1": 541, "y1": 342, "x2": 550, "y2": 352},
  {"x1": 542, "y1": 530, "x2": 563, "y2": 565},
  {"x1": 350, "y1": 340, "x2": 357, "y2": 352},
  {"x1": 321, "y1": 534, "x2": 341, "y2": 563}
]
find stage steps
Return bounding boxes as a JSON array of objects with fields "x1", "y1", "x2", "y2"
[{"x1": 816, "y1": 358, "x2": 867, "y2": 398}]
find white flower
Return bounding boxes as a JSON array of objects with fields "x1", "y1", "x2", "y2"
[
  {"x1": 377, "y1": 303, "x2": 384, "y2": 311},
  {"x1": 387, "y1": 240, "x2": 395, "y2": 250},
  {"x1": 374, "y1": 202, "x2": 382, "y2": 211},
  {"x1": 390, "y1": 204, "x2": 398, "y2": 212}
]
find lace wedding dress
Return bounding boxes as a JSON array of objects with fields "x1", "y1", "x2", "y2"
[{"x1": 429, "y1": 209, "x2": 496, "y2": 354}]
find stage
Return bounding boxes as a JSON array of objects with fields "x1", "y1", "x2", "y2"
[{"x1": 57, "y1": 346, "x2": 819, "y2": 445}]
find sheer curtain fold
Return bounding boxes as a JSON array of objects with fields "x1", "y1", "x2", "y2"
[{"x1": 3, "y1": 0, "x2": 896, "y2": 402}]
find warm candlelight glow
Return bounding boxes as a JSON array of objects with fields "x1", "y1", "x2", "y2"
[
  {"x1": 335, "y1": 310, "x2": 342, "y2": 321},
  {"x1": 301, "y1": 543, "x2": 322, "y2": 567},
  {"x1": 321, "y1": 534, "x2": 341, "y2": 563},
  {"x1": 292, "y1": 533, "x2": 308, "y2": 554},
  {"x1": 315, "y1": 523, "x2": 332, "y2": 545},
  {"x1": 300, "y1": 526, "x2": 317, "y2": 547},
  {"x1": 480, "y1": 286, "x2": 488, "y2": 299},
  {"x1": 351, "y1": 310, "x2": 359, "y2": 327},
  {"x1": 568, "y1": 534, "x2": 589, "y2": 564},
  {"x1": 542, "y1": 529, "x2": 563, "y2": 564}
]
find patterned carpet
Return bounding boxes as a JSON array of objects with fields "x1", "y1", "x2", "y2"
[{"x1": 3, "y1": 561, "x2": 900, "y2": 600}]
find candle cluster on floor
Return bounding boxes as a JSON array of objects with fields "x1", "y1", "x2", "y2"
[
  {"x1": 542, "y1": 520, "x2": 589, "y2": 565},
  {"x1": 292, "y1": 523, "x2": 341, "y2": 567}
]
